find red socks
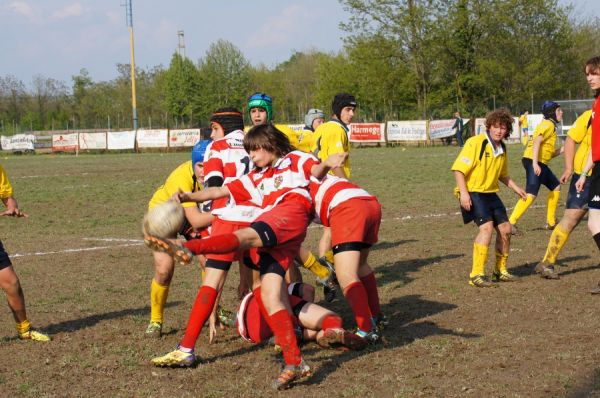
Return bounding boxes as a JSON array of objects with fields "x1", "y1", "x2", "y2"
[
  {"x1": 253, "y1": 288, "x2": 301, "y2": 366},
  {"x1": 360, "y1": 272, "x2": 382, "y2": 318},
  {"x1": 183, "y1": 233, "x2": 240, "y2": 255},
  {"x1": 180, "y1": 286, "x2": 218, "y2": 350},
  {"x1": 343, "y1": 281, "x2": 374, "y2": 332},
  {"x1": 321, "y1": 314, "x2": 343, "y2": 331}
]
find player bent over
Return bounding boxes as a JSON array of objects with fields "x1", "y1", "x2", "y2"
[
  {"x1": 236, "y1": 283, "x2": 365, "y2": 351},
  {"x1": 308, "y1": 174, "x2": 386, "y2": 341},
  {"x1": 451, "y1": 109, "x2": 527, "y2": 287},
  {"x1": 144, "y1": 140, "x2": 213, "y2": 338},
  {"x1": 535, "y1": 110, "x2": 593, "y2": 279},
  {"x1": 0, "y1": 163, "x2": 50, "y2": 341},
  {"x1": 145, "y1": 125, "x2": 346, "y2": 390}
]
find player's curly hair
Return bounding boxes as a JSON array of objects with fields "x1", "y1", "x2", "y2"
[
  {"x1": 485, "y1": 108, "x2": 513, "y2": 138},
  {"x1": 244, "y1": 124, "x2": 294, "y2": 158}
]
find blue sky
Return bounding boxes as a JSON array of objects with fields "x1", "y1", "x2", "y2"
[{"x1": 1, "y1": 0, "x2": 597, "y2": 87}]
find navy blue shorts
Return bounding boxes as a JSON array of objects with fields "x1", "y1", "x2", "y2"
[
  {"x1": 566, "y1": 173, "x2": 591, "y2": 210},
  {"x1": 0, "y1": 240, "x2": 12, "y2": 270},
  {"x1": 589, "y1": 162, "x2": 600, "y2": 210},
  {"x1": 522, "y1": 158, "x2": 560, "y2": 195},
  {"x1": 460, "y1": 192, "x2": 508, "y2": 226}
]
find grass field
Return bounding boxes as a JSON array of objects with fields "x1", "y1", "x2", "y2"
[{"x1": 1, "y1": 145, "x2": 600, "y2": 397}]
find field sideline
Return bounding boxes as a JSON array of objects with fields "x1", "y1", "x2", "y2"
[{"x1": 1, "y1": 145, "x2": 600, "y2": 397}]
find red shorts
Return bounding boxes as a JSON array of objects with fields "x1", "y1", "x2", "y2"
[
  {"x1": 206, "y1": 218, "x2": 249, "y2": 263},
  {"x1": 237, "y1": 292, "x2": 304, "y2": 344},
  {"x1": 330, "y1": 198, "x2": 381, "y2": 247},
  {"x1": 251, "y1": 196, "x2": 311, "y2": 272}
]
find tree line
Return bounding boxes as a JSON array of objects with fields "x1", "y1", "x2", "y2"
[{"x1": 1, "y1": 0, "x2": 599, "y2": 134}]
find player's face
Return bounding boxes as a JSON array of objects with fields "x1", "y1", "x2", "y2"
[
  {"x1": 250, "y1": 108, "x2": 268, "y2": 126},
  {"x1": 312, "y1": 118, "x2": 324, "y2": 130},
  {"x1": 211, "y1": 123, "x2": 225, "y2": 140},
  {"x1": 339, "y1": 106, "x2": 354, "y2": 124},
  {"x1": 489, "y1": 123, "x2": 508, "y2": 144},
  {"x1": 586, "y1": 65, "x2": 600, "y2": 91},
  {"x1": 555, "y1": 107, "x2": 563, "y2": 122},
  {"x1": 249, "y1": 147, "x2": 276, "y2": 167},
  {"x1": 193, "y1": 163, "x2": 204, "y2": 182}
]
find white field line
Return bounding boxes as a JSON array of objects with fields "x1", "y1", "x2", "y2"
[{"x1": 10, "y1": 204, "x2": 547, "y2": 258}]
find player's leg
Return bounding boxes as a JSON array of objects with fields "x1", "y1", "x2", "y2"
[
  {"x1": 541, "y1": 166, "x2": 561, "y2": 229},
  {"x1": 509, "y1": 158, "x2": 540, "y2": 230},
  {"x1": 151, "y1": 266, "x2": 228, "y2": 367},
  {"x1": 357, "y1": 249, "x2": 386, "y2": 327},
  {"x1": 469, "y1": 221, "x2": 494, "y2": 287},
  {"x1": 0, "y1": 259, "x2": 49, "y2": 342},
  {"x1": 147, "y1": 251, "x2": 175, "y2": 338}
]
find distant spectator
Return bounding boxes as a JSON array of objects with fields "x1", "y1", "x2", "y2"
[{"x1": 453, "y1": 112, "x2": 464, "y2": 147}]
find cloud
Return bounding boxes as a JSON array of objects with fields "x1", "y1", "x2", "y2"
[
  {"x1": 52, "y1": 2, "x2": 84, "y2": 19},
  {"x1": 4, "y1": 1, "x2": 40, "y2": 22},
  {"x1": 246, "y1": 4, "x2": 308, "y2": 49}
]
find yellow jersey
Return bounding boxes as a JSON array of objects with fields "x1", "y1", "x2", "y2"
[
  {"x1": 148, "y1": 160, "x2": 202, "y2": 210},
  {"x1": 297, "y1": 128, "x2": 314, "y2": 153},
  {"x1": 519, "y1": 114, "x2": 528, "y2": 129},
  {"x1": 451, "y1": 133, "x2": 508, "y2": 194},
  {"x1": 523, "y1": 119, "x2": 557, "y2": 164},
  {"x1": 568, "y1": 110, "x2": 593, "y2": 176},
  {"x1": 0, "y1": 164, "x2": 14, "y2": 199},
  {"x1": 311, "y1": 120, "x2": 351, "y2": 178},
  {"x1": 244, "y1": 123, "x2": 299, "y2": 149}
]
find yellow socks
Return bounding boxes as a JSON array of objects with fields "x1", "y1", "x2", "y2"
[
  {"x1": 494, "y1": 251, "x2": 509, "y2": 274},
  {"x1": 542, "y1": 224, "x2": 569, "y2": 264},
  {"x1": 470, "y1": 243, "x2": 488, "y2": 278},
  {"x1": 324, "y1": 250, "x2": 334, "y2": 265},
  {"x1": 150, "y1": 279, "x2": 169, "y2": 324},
  {"x1": 302, "y1": 251, "x2": 330, "y2": 280},
  {"x1": 16, "y1": 319, "x2": 31, "y2": 335},
  {"x1": 509, "y1": 194, "x2": 535, "y2": 225},
  {"x1": 546, "y1": 190, "x2": 560, "y2": 226}
]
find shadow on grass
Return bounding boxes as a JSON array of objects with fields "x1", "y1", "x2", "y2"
[
  {"x1": 375, "y1": 254, "x2": 464, "y2": 287},
  {"x1": 371, "y1": 239, "x2": 418, "y2": 251},
  {"x1": 510, "y1": 255, "x2": 593, "y2": 277},
  {"x1": 301, "y1": 294, "x2": 479, "y2": 387},
  {"x1": 41, "y1": 301, "x2": 184, "y2": 334}
]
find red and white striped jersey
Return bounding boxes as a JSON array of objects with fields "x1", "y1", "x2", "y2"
[
  {"x1": 203, "y1": 130, "x2": 253, "y2": 221},
  {"x1": 227, "y1": 150, "x2": 319, "y2": 214},
  {"x1": 309, "y1": 175, "x2": 374, "y2": 226}
]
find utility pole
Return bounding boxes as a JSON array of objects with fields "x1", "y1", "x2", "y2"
[
  {"x1": 124, "y1": 0, "x2": 138, "y2": 130},
  {"x1": 177, "y1": 30, "x2": 186, "y2": 58}
]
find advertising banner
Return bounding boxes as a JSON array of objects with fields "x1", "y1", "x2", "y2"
[
  {"x1": 429, "y1": 119, "x2": 457, "y2": 139},
  {"x1": 386, "y1": 121, "x2": 427, "y2": 141},
  {"x1": 474, "y1": 118, "x2": 486, "y2": 135},
  {"x1": 287, "y1": 124, "x2": 305, "y2": 132},
  {"x1": 169, "y1": 129, "x2": 201, "y2": 147},
  {"x1": 349, "y1": 123, "x2": 385, "y2": 143},
  {"x1": 107, "y1": 131, "x2": 136, "y2": 150},
  {"x1": 137, "y1": 129, "x2": 168, "y2": 148},
  {"x1": 1, "y1": 134, "x2": 35, "y2": 151},
  {"x1": 52, "y1": 133, "x2": 78, "y2": 152},
  {"x1": 79, "y1": 132, "x2": 107, "y2": 150}
]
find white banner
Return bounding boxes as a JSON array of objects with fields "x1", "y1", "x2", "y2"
[
  {"x1": 1, "y1": 134, "x2": 35, "y2": 151},
  {"x1": 169, "y1": 129, "x2": 201, "y2": 147},
  {"x1": 475, "y1": 118, "x2": 486, "y2": 135},
  {"x1": 137, "y1": 129, "x2": 168, "y2": 148},
  {"x1": 386, "y1": 120, "x2": 427, "y2": 141},
  {"x1": 79, "y1": 132, "x2": 107, "y2": 149},
  {"x1": 429, "y1": 119, "x2": 457, "y2": 139},
  {"x1": 107, "y1": 131, "x2": 136, "y2": 150},
  {"x1": 52, "y1": 133, "x2": 78, "y2": 152}
]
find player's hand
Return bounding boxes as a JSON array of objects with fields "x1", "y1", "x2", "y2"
[
  {"x1": 575, "y1": 175, "x2": 587, "y2": 192},
  {"x1": 0, "y1": 207, "x2": 28, "y2": 217},
  {"x1": 559, "y1": 169, "x2": 572, "y2": 184},
  {"x1": 324, "y1": 153, "x2": 348, "y2": 170},
  {"x1": 514, "y1": 187, "x2": 527, "y2": 201},
  {"x1": 533, "y1": 163, "x2": 542, "y2": 176},
  {"x1": 173, "y1": 189, "x2": 189, "y2": 203},
  {"x1": 459, "y1": 192, "x2": 471, "y2": 211},
  {"x1": 208, "y1": 313, "x2": 220, "y2": 344}
]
